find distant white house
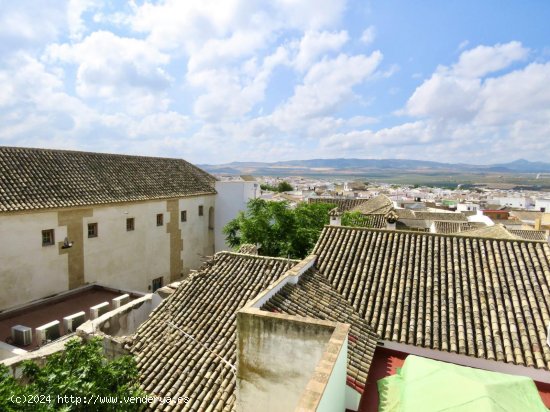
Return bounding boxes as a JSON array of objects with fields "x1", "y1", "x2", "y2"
[
  {"x1": 492, "y1": 195, "x2": 534, "y2": 209},
  {"x1": 456, "y1": 202, "x2": 480, "y2": 213},
  {"x1": 535, "y1": 198, "x2": 550, "y2": 212}
]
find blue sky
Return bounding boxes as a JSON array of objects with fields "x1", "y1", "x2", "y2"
[{"x1": 1, "y1": 0, "x2": 549, "y2": 164}]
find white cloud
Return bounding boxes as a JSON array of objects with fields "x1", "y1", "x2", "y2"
[
  {"x1": 406, "y1": 75, "x2": 480, "y2": 120},
  {"x1": 273, "y1": 0, "x2": 346, "y2": 30},
  {"x1": 0, "y1": 2, "x2": 66, "y2": 52},
  {"x1": 189, "y1": 45, "x2": 289, "y2": 120},
  {"x1": 46, "y1": 31, "x2": 172, "y2": 114},
  {"x1": 0, "y1": 52, "x2": 95, "y2": 143},
  {"x1": 336, "y1": 42, "x2": 550, "y2": 163},
  {"x1": 187, "y1": 29, "x2": 272, "y2": 73},
  {"x1": 450, "y1": 41, "x2": 528, "y2": 78},
  {"x1": 67, "y1": 0, "x2": 99, "y2": 41},
  {"x1": 478, "y1": 62, "x2": 550, "y2": 125},
  {"x1": 406, "y1": 42, "x2": 532, "y2": 120},
  {"x1": 360, "y1": 26, "x2": 375, "y2": 44},
  {"x1": 273, "y1": 51, "x2": 383, "y2": 126},
  {"x1": 294, "y1": 30, "x2": 349, "y2": 71}
]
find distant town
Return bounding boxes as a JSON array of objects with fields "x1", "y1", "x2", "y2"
[{"x1": 220, "y1": 172, "x2": 550, "y2": 214}]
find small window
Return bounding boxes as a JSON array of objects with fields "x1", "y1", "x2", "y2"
[
  {"x1": 126, "y1": 218, "x2": 135, "y2": 231},
  {"x1": 152, "y1": 277, "x2": 163, "y2": 292},
  {"x1": 156, "y1": 213, "x2": 164, "y2": 226},
  {"x1": 88, "y1": 223, "x2": 98, "y2": 238},
  {"x1": 42, "y1": 229, "x2": 55, "y2": 246},
  {"x1": 198, "y1": 205, "x2": 204, "y2": 216},
  {"x1": 181, "y1": 210, "x2": 187, "y2": 222}
]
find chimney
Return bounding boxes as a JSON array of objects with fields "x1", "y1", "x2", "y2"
[
  {"x1": 384, "y1": 210, "x2": 398, "y2": 231},
  {"x1": 329, "y1": 208, "x2": 341, "y2": 226},
  {"x1": 535, "y1": 218, "x2": 541, "y2": 230}
]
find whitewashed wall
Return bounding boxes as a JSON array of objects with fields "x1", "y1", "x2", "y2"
[
  {"x1": 535, "y1": 198, "x2": 550, "y2": 212},
  {"x1": 0, "y1": 195, "x2": 215, "y2": 311},
  {"x1": 0, "y1": 211, "x2": 68, "y2": 310},
  {"x1": 215, "y1": 181, "x2": 259, "y2": 252}
]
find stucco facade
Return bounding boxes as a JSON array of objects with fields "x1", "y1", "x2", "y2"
[
  {"x1": 214, "y1": 180, "x2": 259, "y2": 252},
  {"x1": 0, "y1": 195, "x2": 215, "y2": 311}
]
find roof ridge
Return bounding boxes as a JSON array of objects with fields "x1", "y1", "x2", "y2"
[
  {"x1": 0, "y1": 146, "x2": 217, "y2": 212},
  {"x1": 0, "y1": 145, "x2": 198, "y2": 164},
  {"x1": 326, "y1": 224, "x2": 548, "y2": 244},
  {"x1": 215, "y1": 251, "x2": 301, "y2": 263}
]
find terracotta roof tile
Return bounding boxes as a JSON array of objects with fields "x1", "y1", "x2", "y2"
[
  {"x1": 433, "y1": 220, "x2": 486, "y2": 234},
  {"x1": 455, "y1": 224, "x2": 520, "y2": 239},
  {"x1": 313, "y1": 226, "x2": 550, "y2": 371},
  {"x1": 350, "y1": 194, "x2": 394, "y2": 215},
  {"x1": 410, "y1": 211, "x2": 468, "y2": 222},
  {"x1": 509, "y1": 229, "x2": 548, "y2": 241},
  {"x1": 344, "y1": 213, "x2": 387, "y2": 228},
  {"x1": 130, "y1": 252, "x2": 297, "y2": 410},
  {"x1": 0, "y1": 146, "x2": 216, "y2": 212},
  {"x1": 308, "y1": 197, "x2": 368, "y2": 212}
]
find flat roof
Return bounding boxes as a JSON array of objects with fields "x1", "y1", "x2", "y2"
[{"x1": 0, "y1": 286, "x2": 138, "y2": 350}]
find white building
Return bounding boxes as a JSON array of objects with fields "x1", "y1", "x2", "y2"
[
  {"x1": 535, "y1": 198, "x2": 550, "y2": 212},
  {"x1": 215, "y1": 178, "x2": 259, "y2": 252},
  {"x1": 0, "y1": 147, "x2": 218, "y2": 311},
  {"x1": 492, "y1": 195, "x2": 534, "y2": 209},
  {"x1": 456, "y1": 202, "x2": 480, "y2": 213}
]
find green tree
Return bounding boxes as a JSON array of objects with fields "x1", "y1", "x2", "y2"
[
  {"x1": 276, "y1": 181, "x2": 293, "y2": 192},
  {"x1": 0, "y1": 337, "x2": 144, "y2": 412},
  {"x1": 260, "y1": 183, "x2": 277, "y2": 192},
  {"x1": 259, "y1": 181, "x2": 293, "y2": 192},
  {"x1": 223, "y1": 199, "x2": 332, "y2": 258}
]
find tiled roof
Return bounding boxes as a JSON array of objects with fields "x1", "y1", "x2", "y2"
[
  {"x1": 261, "y1": 269, "x2": 379, "y2": 392},
  {"x1": 314, "y1": 226, "x2": 550, "y2": 371},
  {"x1": 131, "y1": 252, "x2": 297, "y2": 411},
  {"x1": 510, "y1": 211, "x2": 544, "y2": 222},
  {"x1": 455, "y1": 224, "x2": 520, "y2": 240},
  {"x1": 0, "y1": 146, "x2": 216, "y2": 212},
  {"x1": 308, "y1": 197, "x2": 368, "y2": 212},
  {"x1": 432, "y1": 220, "x2": 486, "y2": 234},
  {"x1": 509, "y1": 229, "x2": 548, "y2": 241},
  {"x1": 411, "y1": 211, "x2": 468, "y2": 222},
  {"x1": 344, "y1": 213, "x2": 387, "y2": 229},
  {"x1": 394, "y1": 208, "x2": 416, "y2": 219},
  {"x1": 491, "y1": 218, "x2": 524, "y2": 227},
  {"x1": 236, "y1": 244, "x2": 259, "y2": 255},
  {"x1": 394, "y1": 210, "x2": 468, "y2": 232},
  {"x1": 351, "y1": 194, "x2": 394, "y2": 215},
  {"x1": 396, "y1": 219, "x2": 431, "y2": 231}
]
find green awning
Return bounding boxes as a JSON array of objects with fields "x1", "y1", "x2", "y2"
[{"x1": 378, "y1": 355, "x2": 548, "y2": 412}]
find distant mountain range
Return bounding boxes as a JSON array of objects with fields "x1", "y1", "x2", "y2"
[{"x1": 199, "y1": 158, "x2": 550, "y2": 176}]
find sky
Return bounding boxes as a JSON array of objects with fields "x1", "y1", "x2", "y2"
[{"x1": 1, "y1": 0, "x2": 550, "y2": 164}]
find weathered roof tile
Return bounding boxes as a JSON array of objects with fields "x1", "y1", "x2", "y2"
[
  {"x1": 313, "y1": 226, "x2": 550, "y2": 371},
  {"x1": 0, "y1": 146, "x2": 216, "y2": 212}
]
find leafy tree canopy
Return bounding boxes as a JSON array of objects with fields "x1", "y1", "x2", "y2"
[
  {"x1": 259, "y1": 181, "x2": 293, "y2": 192},
  {"x1": 0, "y1": 337, "x2": 144, "y2": 412},
  {"x1": 276, "y1": 181, "x2": 293, "y2": 192},
  {"x1": 223, "y1": 199, "x2": 332, "y2": 258}
]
